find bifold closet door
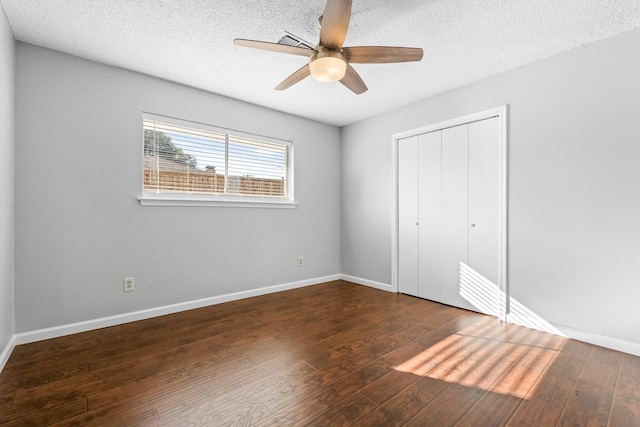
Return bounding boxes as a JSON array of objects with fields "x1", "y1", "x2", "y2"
[
  {"x1": 439, "y1": 125, "x2": 470, "y2": 309},
  {"x1": 467, "y1": 117, "x2": 501, "y2": 316},
  {"x1": 398, "y1": 115, "x2": 502, "y2": 315},
  {"x1": 397, "y1": 136, "x2": 419, "y2": 297},
  {"x1": 417, "y1": 131, "x2": 442, "y2": 301}
]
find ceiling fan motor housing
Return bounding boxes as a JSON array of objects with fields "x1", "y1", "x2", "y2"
[{"x1": 309, "y1": 46, "x2": 347, "y2": 82}]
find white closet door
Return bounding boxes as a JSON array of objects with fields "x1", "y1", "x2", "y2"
[
  {"x1": 418, "y1": 131, "x2": 442, "y2": 300},
  {"x1": 467, "y1": 117, "x2": 502, "y2": 316},
  {"x1": 398, "y1": 136, "x2": 419, "y2": 297},
  {"x1": 441, "y1": 125, "x2": 470, "y2": 309}
]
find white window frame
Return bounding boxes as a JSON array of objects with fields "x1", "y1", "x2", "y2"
[{"x1": 138, "y1": 113, "x2": 296, "y2": 208}]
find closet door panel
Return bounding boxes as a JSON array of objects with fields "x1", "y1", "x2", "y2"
[
  {"x1": 468, "y1": 117, "x2": 501, "y2": 316},
  {"x1": 418, "y1": 131, "x2": 442, "y2": 301},
  {"x1": 398, "y1": 136, "x2": 419, "y2": 297},
  {"x1": 441, "y1": 125, "x2": 469, "y2": 309}
]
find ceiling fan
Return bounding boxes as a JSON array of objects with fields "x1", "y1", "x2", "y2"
[{"x1": 234, "y1": 0, "x2": 423, "y2": 94}]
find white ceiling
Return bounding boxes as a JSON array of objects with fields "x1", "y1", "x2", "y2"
[{"x1": 2, "y1": 0, "x2": 640, "y2": 127}]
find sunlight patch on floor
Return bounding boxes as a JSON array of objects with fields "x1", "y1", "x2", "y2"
[{"x1": 393, "y1": 331, "x2": 562, "y2": 399}]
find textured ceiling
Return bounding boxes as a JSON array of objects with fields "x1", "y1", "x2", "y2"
[{"x1": 1, "y1": 0, "x2": 640, "y2": 126}]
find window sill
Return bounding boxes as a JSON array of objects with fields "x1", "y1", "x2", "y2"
[{"x1": 138, "y1": 194, "x2": 297, "y2": 208}]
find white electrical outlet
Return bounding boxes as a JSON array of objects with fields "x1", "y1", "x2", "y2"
[
  {"x1": 298, "y1": 257, "x2": 304, "y2": 267},
  {"x1": 123, "y1": 277, "x2": 135, "y2": 292}
]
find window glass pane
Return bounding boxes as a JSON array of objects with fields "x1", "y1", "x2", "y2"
[
  {"x1": 142, "y1": 115, "x2": 292, "y2": 200},
  {"x1": 228, "y1": 135, "x2": 287, "y2": 197}
]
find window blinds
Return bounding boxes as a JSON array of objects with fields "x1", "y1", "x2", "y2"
[{"x1": 142, "y1": 114, "x2": 293, "y2": 200}]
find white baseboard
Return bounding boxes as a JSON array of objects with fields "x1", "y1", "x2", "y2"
[
  {"x1": 552, "y1": 323, "x2": 640, "y2": 357},
  {"x1": 15, "y1": 274, "x2": 341, "y2": 346},
  {"x1": 340, "y1": 274, "x2": 392, "y2": 292},
  {"x1": 339, "y1": 275, "x2": 640, "y2": 357},
  {"x1": 0, "y1": 335, "x2": 16, "y2": 373},
  {"x1": 8, "y1": 274, "x2": 640, "y2": 368}
]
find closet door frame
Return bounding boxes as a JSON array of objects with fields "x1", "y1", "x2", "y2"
[{"x1": 391, "y1": 105, "x2": 509, "y2": 318}]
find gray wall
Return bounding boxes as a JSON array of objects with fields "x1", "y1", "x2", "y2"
[
  {"x1": 10, "y1": 24, "x2": 640, "y2": 350},
  {"x1": 0, "y1": 9, "x2": 15, "y2": 353},
  {"x1": 14, "y1": 43, "x2": 341, "y2": 333},
  {"x1": 342, "y1": 28, "x2": 640, "y2": 345}
]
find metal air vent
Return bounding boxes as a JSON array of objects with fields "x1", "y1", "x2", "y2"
[{"x1": 277, "y1": 32, "x2": 314, "y2": 50}]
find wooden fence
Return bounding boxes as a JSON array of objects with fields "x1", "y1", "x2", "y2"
[{"x1": 143, "y1": 168, "x2": 285, "y2": 197}]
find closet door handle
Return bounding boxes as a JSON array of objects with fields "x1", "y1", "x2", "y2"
[{"x1": 470, "y1": 223, "x2": 476, "y2": 227}]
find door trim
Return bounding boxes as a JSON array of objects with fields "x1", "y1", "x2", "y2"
[{"x1": 391, "y1": 105, "x2": 509, "y2": 317}]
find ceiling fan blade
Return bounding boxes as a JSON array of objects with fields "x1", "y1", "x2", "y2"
[
  {"x1": 234, "y1": 38, "x2": 314, "y2": 57},
  {"x1": 343, "y1": 46, "x2": 424, "y2": 63},
  {"x1": 340, "y1": 64, "x2": 367, "y2": 94},
  {"x1": 275, "y1": 64, "x2": 311, "y2": 90},
  {"x1": 319, "y1": 0, "x2": 352, "y2": 50}
]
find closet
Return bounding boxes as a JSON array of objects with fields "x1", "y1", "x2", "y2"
[{"x1": 397, "y1": 113, "x2": 505, "y2": 317}]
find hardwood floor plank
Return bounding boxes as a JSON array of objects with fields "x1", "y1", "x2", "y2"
[
  {"x1": 383, "y1": 326, "x2": 476, "y2": 376},
  {"x1": 613, "y1": 353, "x2": 640, "y2": 400},
  {"x1": 506, "y1": 339, "x2": 591, "y2": 426},
  {"x1": 524, "y1": 338, "x2": 591, "y2": 402},
  {"x1": 295, "y1": 392, "x2": 378, "y2": 427},
  {"x1": 258, "y1": 358, "x2": 392, "y2": 425},
  {"x1": 454, "y1": 391, "x2": 522, "y2": 427},
  {"x1": 12, "y1": 347, "x2": 165, "y2": 410},
  {"x1": 608, "y1": 399, "x2": 640, "y2": 427},
  {"x1": 149, "y1": 347, "x2": 297, "y2": 414},
  {"x1": 353, "y1": 380, "x2": 442, "y2": 426},
  {"x1": 608, "y1": 353, "x2": 640, "y2": 426},
  {"x1": 258, "y1": 311, "x2": 440, "y2": 413},
  {"x1": 2, "y1": 399, "x2": 87, "y2": 427},
  {"x1": 507, "y1": 398, "x2": 566, "y2": 427},
  {"x1": 0, "y1": 391, "x2": 13, "y2": 407},
  {"x1": 77, "y1": 334, "x2": 295, "y2": 414},
  {"x1": 403, "y1": 382, "x2": 486, "y2": 426},
  {"x1": 489, "y1": 344, "x2": 557, "y2": 398},
  {"x1": 0, "y1": 362, "x2": 88, "y2": 392},
  {"x1": 201, "y1": 399, "x2": 273, "y2": 427},
  {"x1": 49, "y1": 400, "x2": 159, "y2": 426},
  {"x1": 363, "y1": 315, "x2": 492, "y2": 406},
  {"x1": 0, "y1": 391, "x2": 86, "y2": 424},
  {"x1": 156, "y1": 361, "x2": 315, "y2": 426},
  {"x1": 258, "y1": 362, "x2": 355, "y2": 412},
  {"x1": 6, "y1": 313, "x2": 227, "y2": 374},
  {"x1": 1, "y1": 281, "x2": 638, "y2": 426},
  {"x1": 449, "y1": 341, "x2": 526, "y2": 391},
  {"x1": 359, "y1": 369, "x2": 419, "y2": 405},
  {"x1": 86, "y1": 331, "x2": 230, "y2": 371},
  {"x1": 87, "y1": 337, "x2": 284, "y2": 410},
  {"x1": 424, "y1": 336, "x2": 503, "y2": 384},
  {"x1": 556, "y1": 345, "x2": 622, "y2": 427}
]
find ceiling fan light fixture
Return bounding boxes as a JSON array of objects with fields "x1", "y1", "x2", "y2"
[{"x1": 309, "y1": 48, "x2": 347, "y2": 82}]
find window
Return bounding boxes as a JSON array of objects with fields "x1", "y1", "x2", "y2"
[{"x1": 139, "y1": 113, "x2": 295, "y2": 207}]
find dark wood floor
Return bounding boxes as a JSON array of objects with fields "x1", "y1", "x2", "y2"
[{"x1": 1, "y1": 280, "x2": 639, "y2": 426}]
